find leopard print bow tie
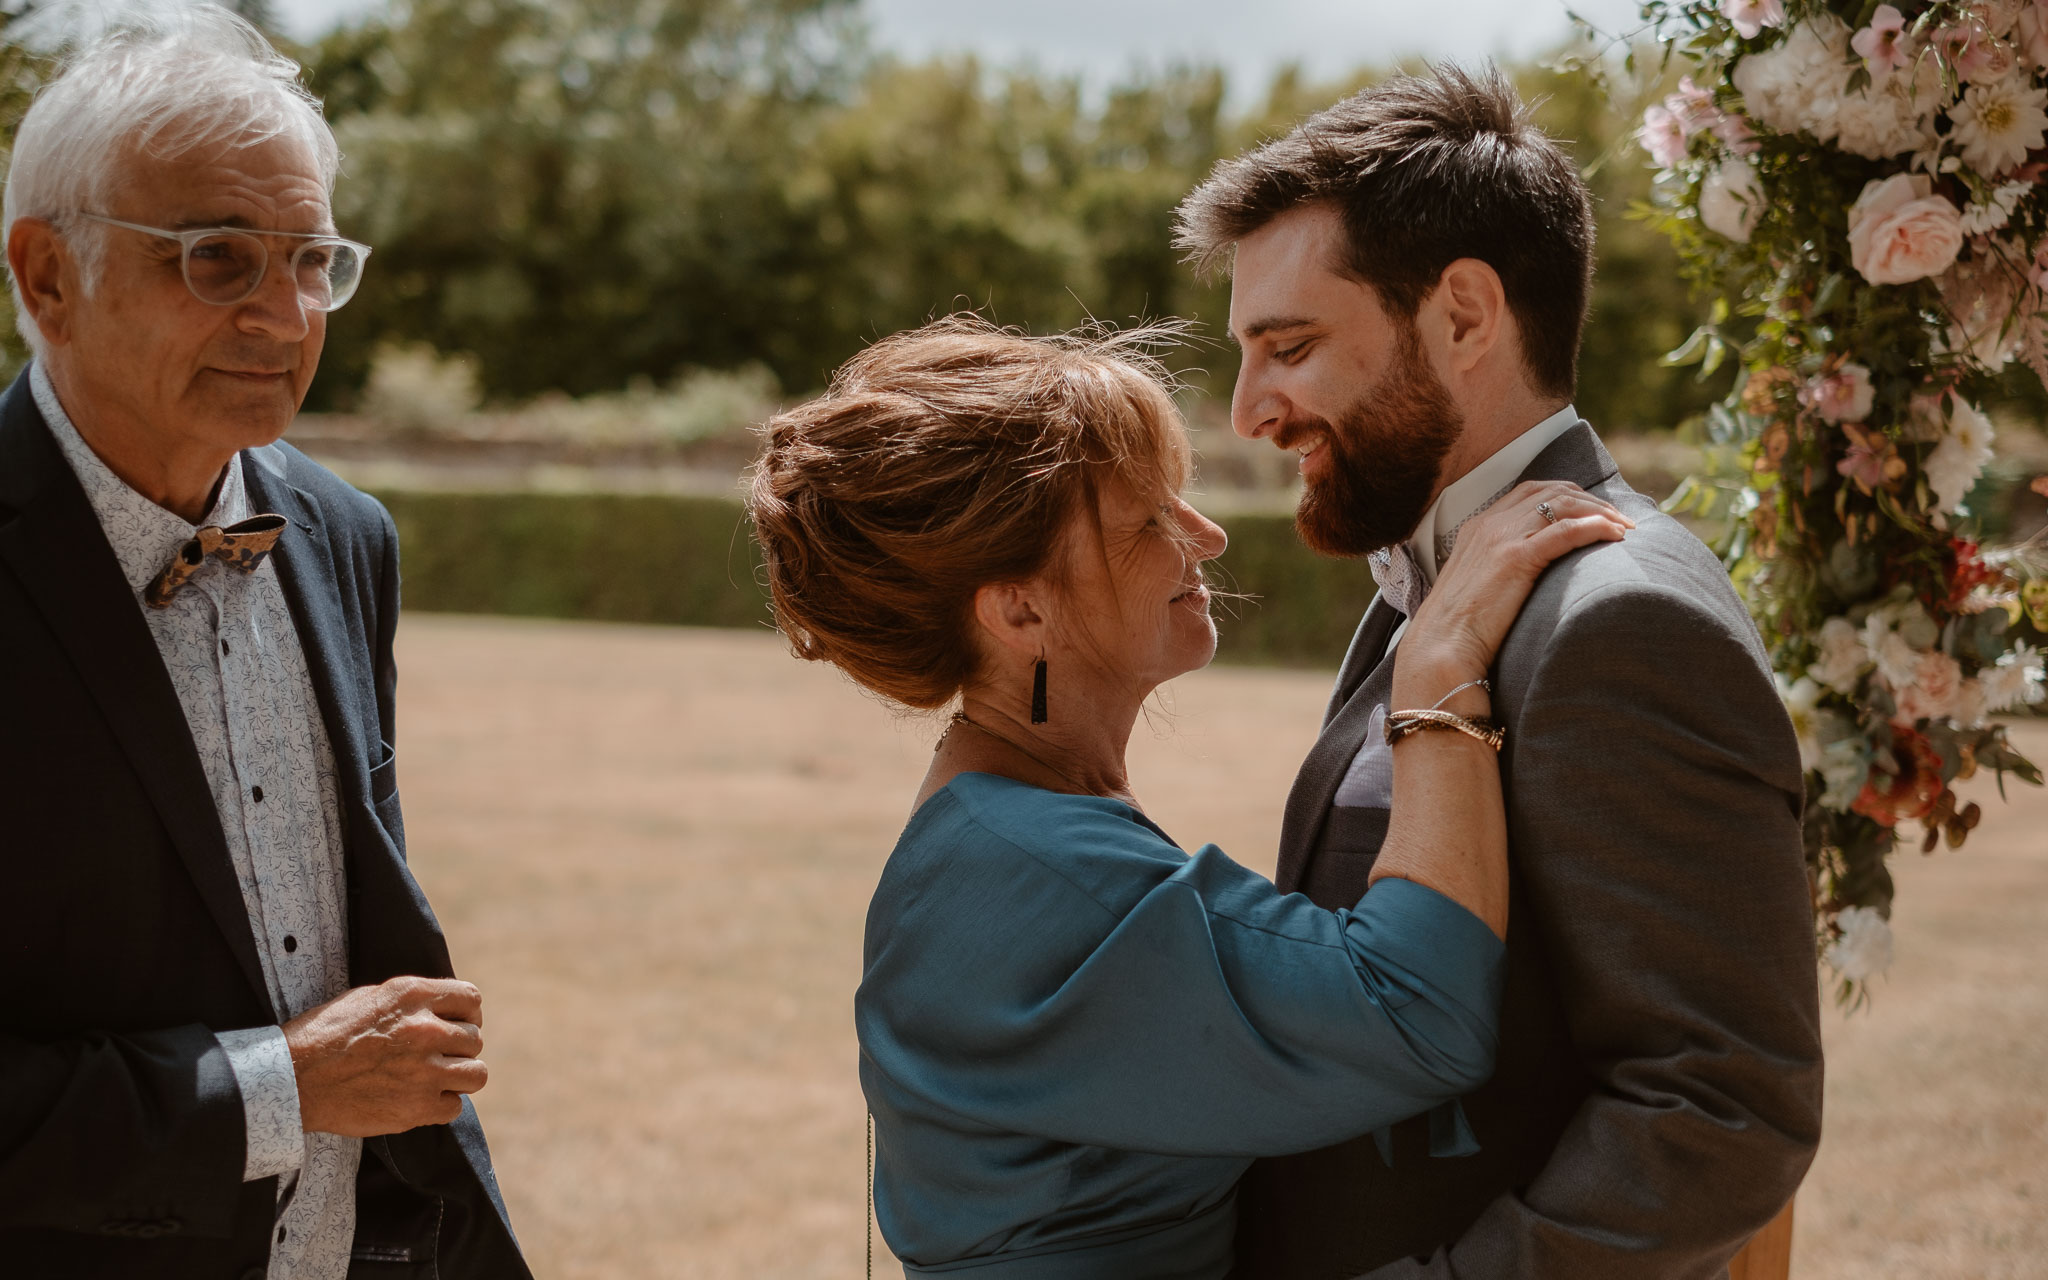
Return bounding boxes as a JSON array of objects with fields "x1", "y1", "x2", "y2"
[{"x1": 143, "y1": 514, "x2": 289, "y2": 608}]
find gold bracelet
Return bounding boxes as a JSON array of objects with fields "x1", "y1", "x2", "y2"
[{"x1": 1384, "y1": 708, "x2": 1507, "y2": 751}]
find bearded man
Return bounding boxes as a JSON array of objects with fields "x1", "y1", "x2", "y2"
[
  {"x1": 0, "y1": 10, "x2": 529, "y2": 1278},
  {"x1": 1175, "y1": 65, "x2": 1825, "y2": 1279}
]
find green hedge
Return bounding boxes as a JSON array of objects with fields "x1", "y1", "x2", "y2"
[{"x1": 376, "y1": 490, "x2": 1376, "y2": 667}]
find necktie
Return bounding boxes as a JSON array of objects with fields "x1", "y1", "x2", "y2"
[{"x1": 144, "y1": 514, "x2": 289, "y2": 608}]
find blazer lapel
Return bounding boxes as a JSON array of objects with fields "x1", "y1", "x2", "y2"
[
  {"x1": 1276, "y1": 597, "x2": 1399, "y2": 888},
  {"x1": 0, "y1": 375, "x2": 273, "y2": 1009},
  {"x1": 241, "y1": 450, "x2": 374, "y2": 811},
  {"x1": 242, "y1": 447, "x2": 454, "y2": 982},
  {"x1": 1520, "y1": 419, "x2": 1624, "y2": 492}
]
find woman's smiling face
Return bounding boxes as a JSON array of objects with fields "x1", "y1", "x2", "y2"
[{"x1": 1044, "y1": 457, "x2": 1230, "y2": 700}]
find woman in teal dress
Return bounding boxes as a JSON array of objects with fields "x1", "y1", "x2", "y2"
[{"x1": 746, "y1": 319, "x2": 1630, "y2": 1278}]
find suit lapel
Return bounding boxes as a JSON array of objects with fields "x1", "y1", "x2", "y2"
[
  {"x1": 241, "y1": 452, "x2": 373, "y2": 814},
  {"x1": 0, "y1": 374, "x2": 274, "y2": 1009},
  {"x1": 242, "y1": 448, "x2": 456, "y2": 983},
  {"x1": 1276, "y1": 597, "x2": 1399, "y2": 889},
  {"x1": 1521, "y1": 419, "x2": 1623, "y2": 492},
  {"x1": 1323, "y1": 596, "x2": 1399, "y2": 726}
]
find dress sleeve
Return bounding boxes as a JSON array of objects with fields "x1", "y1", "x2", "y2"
[{"x1": 858, "y1": 806, "x2": 1504, "y2": 1159}]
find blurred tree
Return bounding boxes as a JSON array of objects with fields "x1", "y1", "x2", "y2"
[{"x1": 0, "y1": 0, "x2": 1717, "y2": 432}]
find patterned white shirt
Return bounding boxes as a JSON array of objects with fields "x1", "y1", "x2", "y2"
[{"x1": 36, "y1": 365, "x2": 361, "y2": 1280}]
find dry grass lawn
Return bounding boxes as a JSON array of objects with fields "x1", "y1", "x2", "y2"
[{"x1": 390, "y1": 614, "x2": 2048, "y2": 1279}]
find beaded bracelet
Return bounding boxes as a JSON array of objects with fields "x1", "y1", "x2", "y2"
[{"x1": 1383, "y1": 708, "x2": 1507, "y2": 751}]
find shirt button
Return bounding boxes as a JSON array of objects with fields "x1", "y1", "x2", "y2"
[
  {"x1": 277, "y1": 1226, "x2": 287, "y2": 1244},
  {"x1": 222, "y1": 639, "x2": 231, "y2": 656},
  {"x1": 251, "y1": 785, "x2": 264, "y2": 803},
  {"x1": 283, "y1": 935, "x2": 298, "y2": 953}
]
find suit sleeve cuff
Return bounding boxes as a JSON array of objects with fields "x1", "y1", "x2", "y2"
[{"x1": 215, "y1": 1026, "x2": 305, "y2": 1182}]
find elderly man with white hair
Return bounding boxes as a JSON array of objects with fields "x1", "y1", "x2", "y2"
[{"x1": 0, "y1": 9, "x2": 530, "y2": 1278}]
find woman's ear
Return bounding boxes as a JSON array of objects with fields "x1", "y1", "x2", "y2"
[{"x1": 971, "y1": 579, "x2": 1048, "y2": 661}]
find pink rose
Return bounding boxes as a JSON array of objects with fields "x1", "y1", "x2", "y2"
[
  {"x1": 1806, "y1": 363, "x2": 1876, "y2": 423},
  {"x1": 1895, "y1": 651, "x2": 1964, "y2": 723},
  {"x1": 1848, "y1": 174, "x2": 1966, "y2": 285}
]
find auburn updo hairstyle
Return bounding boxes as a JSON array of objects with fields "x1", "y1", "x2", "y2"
[{"x1": 746, "y1": 315, "x2": 1190, "y2": 709}]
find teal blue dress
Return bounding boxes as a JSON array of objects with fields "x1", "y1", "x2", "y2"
[{"x1": 857, "y1": 773, "x2": 1505, "y2": 1278}]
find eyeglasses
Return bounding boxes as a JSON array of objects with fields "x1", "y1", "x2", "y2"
[{"x1": 78, "y1": 213, "x2": 373, "y2": 312}]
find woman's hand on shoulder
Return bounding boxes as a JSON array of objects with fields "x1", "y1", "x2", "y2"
[{"x1": 1402, "y1": 481, "x2": 1632, "y2": 686}]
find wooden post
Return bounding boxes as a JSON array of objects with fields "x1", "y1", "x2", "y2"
[{"x1": 1727, "y1": 1199, "x2": 1795, "y2": 1280}]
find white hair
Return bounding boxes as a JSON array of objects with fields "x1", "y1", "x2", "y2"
[{"x1": 3, "y1": 3, "x2": 342, "y2": 354}]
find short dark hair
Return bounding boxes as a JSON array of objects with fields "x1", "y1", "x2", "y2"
[{"x1": 1175, "y1": 63, "x2": 1594, "y2": 400}]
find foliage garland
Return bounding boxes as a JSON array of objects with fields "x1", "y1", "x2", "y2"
[{"x1": 1585, "y1": 0, "x2": 2048, "y2": 1004}]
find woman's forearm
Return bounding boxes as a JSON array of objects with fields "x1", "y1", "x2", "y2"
[{"x1": 1367, "y1": 658, "x2": 1510, "y2": 940}]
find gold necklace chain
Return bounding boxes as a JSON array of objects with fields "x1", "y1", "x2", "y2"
[{"x1": 946, "y1": 712, "x2": 1103, "y2": 797}]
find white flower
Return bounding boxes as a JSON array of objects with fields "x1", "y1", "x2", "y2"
[
  {"x1": 1780, "y1": 675, "x2": 1830, "y2": 770},
  {"x1": 1733, "y1": 16, "x2": 1943, "y2": 160},
  {"x1": 1983, "y1": 640, "x2": 2048, "y2": 710},
  {"x1": 1957, "y1": 179, "x2": 2032, "y2": 233},
  {"x1": 1895, "y1": 650, "x2": 1964, "y2": 722},
  {"x1": 1733, "y1": 20, "x2": 1847, "y2": 141},
  {"x1": 1925, "y1": 399, "x2": 1997, "y2": 512},
  {"x1": 1863, "y1": 604, "x2": 1931, "y2": 690},
  {"x1": 1833, "y1": 56, "x2": 1945, "y2": 159},
  {"x1": 1813, "y1": 616, "x2": 1872, "y2": 693},
  {"x1": 1828, "y1": 906, "x2": 1895, "y2": 983},
  {"x1": 1722, "y1": 0, "x2": 1787, "y2": 40},
  {"x1": 1820, "y1": 737, "x2": 1873, "y2": 810},
  {"x1": 1949, "y1": 75, "x2": 2048, "y2": 175},
  {"x1": 1700, "y1": 158, "x2": 1766, "y2": 241}
]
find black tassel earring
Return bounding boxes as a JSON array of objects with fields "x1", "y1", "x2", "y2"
[{"x1": 1030, "y1": 655, "x2": 1048, "y2": 724}]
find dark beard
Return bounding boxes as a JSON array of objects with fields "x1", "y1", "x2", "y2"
[{"x1": 1285, "y1": 329, "x2": 1462, "y2": 558}]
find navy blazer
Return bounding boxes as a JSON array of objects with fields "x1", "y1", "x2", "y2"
[{"x1": 0, "y1": 369, "x2": 530, "y2": 1280}]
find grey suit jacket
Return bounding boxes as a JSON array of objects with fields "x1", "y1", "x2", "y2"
[{"x1": 1233, "y1": 423, "x2": 1825, "y2": 1280}]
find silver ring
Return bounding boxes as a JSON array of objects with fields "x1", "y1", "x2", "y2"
[{"x1": 1537, "y1": 501, "x2": 1558, "y2": 525}]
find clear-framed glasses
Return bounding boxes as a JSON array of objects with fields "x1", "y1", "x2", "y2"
[{"x1": 78, "y1": 213, "x2": 373, "y2": 312}]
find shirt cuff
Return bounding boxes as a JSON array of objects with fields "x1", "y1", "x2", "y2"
[{"x1": 215, "y1": 1026, "x2": 306, "y2": 1182}]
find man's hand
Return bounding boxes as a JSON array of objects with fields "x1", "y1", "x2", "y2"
[{"x1": 284, "y1": 976, "x2": 488, "y2": 1137}]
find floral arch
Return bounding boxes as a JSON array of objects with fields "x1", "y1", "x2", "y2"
[{"x1": 1611, "y1": 0, "x2": 2048, "y2": 1002}]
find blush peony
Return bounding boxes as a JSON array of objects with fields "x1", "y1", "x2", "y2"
[{"x1": 1847, "y1": 174, "x2": 1965, "y2": 284}]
